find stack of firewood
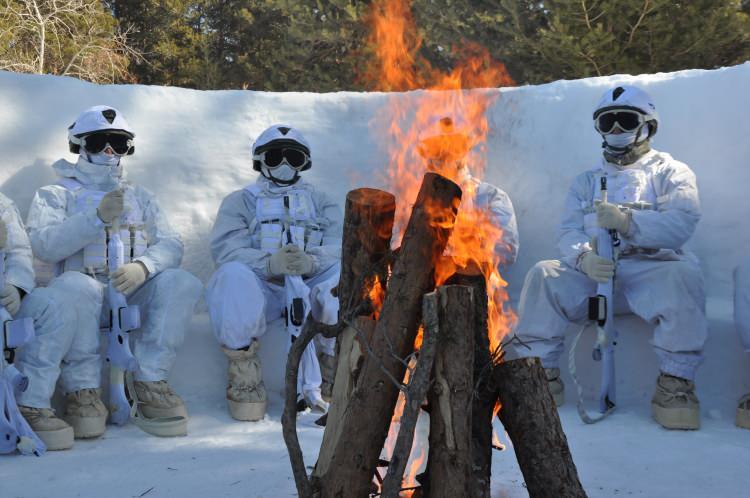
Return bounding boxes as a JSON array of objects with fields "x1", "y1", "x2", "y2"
[{"x1": 282, "y1": 173, "x2": 587, "y2": 498}]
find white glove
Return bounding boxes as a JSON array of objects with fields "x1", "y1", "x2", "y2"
[
  {"x1": 595, "y1": 201, "x2": 630, "y2": 234},
  {"x1": 0, "y1": 219, "x2": 7, "y2": 249},
  {"x1": 97, "y1": 189, "x2": 125, "y2": 223},
  {"x1": 286, "y1": 248, "x2": 314, "y2": 276},
  {"x1": 269, "y1": 245, "x2": 315, "y2": 276},
  {"x1": 0, "y1": 284, "x2": 21, "y2": 316},
  {"x1": 269, "y1": 245, "x2": 297, "y2": 276},
  {"x1": 579, "y1": 250, "x2": 615, "y2": 284},
  {"x1": 111, "y1": 262, "x2": 148, "y2": 295}
]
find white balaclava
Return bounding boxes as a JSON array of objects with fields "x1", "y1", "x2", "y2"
[{"x1": 75, "y1": 151, "x2": 123, "y2": 190}]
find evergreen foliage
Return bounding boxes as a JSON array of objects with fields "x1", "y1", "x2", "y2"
[{"x1": 3, "y1": 1, "x2": 749, "y2": 89}]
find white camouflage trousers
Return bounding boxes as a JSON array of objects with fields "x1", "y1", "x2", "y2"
[
  {"x1": 16, "y1": 269, "x2": 202, "y2": 408},
  {"x1": 506, "y1": 257, "x2": 707, "y2": 380},
  {"x1": 735, "y1": 257, "x2": 750, "y2": 351},
  {"x1": 205, "y1": 262, "x2": 339, "y2": 397}
]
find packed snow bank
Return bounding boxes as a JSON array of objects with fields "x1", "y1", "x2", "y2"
[{"x1": 0, "y1": 64, "x2": 749, "y2": 497}]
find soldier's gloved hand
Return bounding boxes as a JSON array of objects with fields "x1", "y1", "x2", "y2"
[
  {"x1": 579, "y1": 250, "x2": 615, "y2": 284},
  {"x1": 111, "y1": 262, "x2": 148, "y2": 295},
  {"x1": 0, "y1": 284, "x2": 21, "y2": 316},
  {"x1": 286, "y1": 250, "x2": 315, "y2": 276},
  {"x1": 595, "y1": 201, "x2": 630, "y2": 234},
  {"x1": 97, "y1": 189, "x2": 125, "y2": 223},
  {"x1": 0, "y1": 219, "x2": 7, "y2": 249},
  {"x1": 268, "y1": 245, "x2": 299, "y2": 276}
]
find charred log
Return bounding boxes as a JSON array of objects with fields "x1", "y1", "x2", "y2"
[
  {"x1": 425, "y1": 285, "x2": 475, "y2": 498},
  {"x1": 380, "y1": 292, "x2": 441, "y2": 498},
  {"x1": 318, "y1": 173, "x2": 461, "y2": 498}
]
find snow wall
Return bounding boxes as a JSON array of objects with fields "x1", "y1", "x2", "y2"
[{"x1": 1, "y1": 63, "x2": 749, "y2": 409}]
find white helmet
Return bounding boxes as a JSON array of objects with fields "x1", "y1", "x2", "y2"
[
  {"x1": 252, "y1": 124, "x2": 311, "y2": 172},
  {"x1": 67, "y1": 105, "x2": 135, "y2": 155},
  {"x1": 593, "y1": 85, "x2": 659, "y2": 139}
]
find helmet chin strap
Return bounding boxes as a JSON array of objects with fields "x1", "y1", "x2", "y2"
[{"x1": 260, "y1": 168, "x2": 300, "y2": 187}]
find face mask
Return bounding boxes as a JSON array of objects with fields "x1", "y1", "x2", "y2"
[
  {"x1": 88, "y1": 151, "x2": 121, "y2": 167},
  {"x1": 603, "y1": 125, "x2": 650, "y2": 152},
  {"x1": 604, "y1": 131, "x2": 638, "y2": 149},
  {"x1": 76, "y1": 154, "x2": 123, "y2": 189},
  {"x1": 263, "y1": 164, "x2": 299, "y2": 185}
]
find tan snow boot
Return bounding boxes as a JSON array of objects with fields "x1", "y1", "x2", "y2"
[
  {"x1": 18, "y1": 406, "x2": 74, "y2": 451},
  {"x1": 132, "y1": 380, "x2": 188, "y2": 420},
  {"x1": 736, "y1": 393, "x2": 750, "y2": 429},
  {"x1": 651, "y1": 373, "x2": 700, "y2": 430},
  {"x1": 545, "y1": 367, "x2": 565, "y2": 407},
  {"x1": 318, "y1": 352, "x2": 336, "y2": 402},
  {"x1": 222, "y1": 342, "x2": 267, "y2": 421},
  {"x1": 64, "y1": 388, "x2": 107, "y2": 439}
]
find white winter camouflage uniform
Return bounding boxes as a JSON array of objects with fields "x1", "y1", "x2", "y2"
[
  {"x1": 508, "y1": 149, "x2": 707, "y2": 380},
  {"x1": 735, "y1": 257, "x2": 750, "y2": 351},
  {"x1": 462, "y1": 173, "x2": 519, "y2": 266},
  {"x1": 205, "y1": 176, "x2": 341, "y2": 395},
  {"x1": 3, "y1": 191, "x2": 80, "y2": 409},
  {"x1": 19, "y1": 158, "x2": 202, "y2": 404}
]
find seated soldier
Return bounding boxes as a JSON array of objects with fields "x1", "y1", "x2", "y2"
[
  {"x1": 734, "y1": 258, "x2": 750, "y2": 429},
  {"x1": 205, "y1": 124, "x2": 341, "y2": 421},
  {"x1": 21, "y1": 105, "x2": 202, "y2": 440},
  {"x1": 507, "y1": 86, "x2": 706, "y2": 430}
]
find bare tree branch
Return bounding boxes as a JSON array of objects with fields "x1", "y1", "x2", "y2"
[{"x1": 0, "y1": 0, "x2": 141, "y2": 83}]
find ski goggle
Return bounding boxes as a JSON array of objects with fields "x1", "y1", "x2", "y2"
[
  {"x1": 595, "y1": 110, "x2": 645, "y2": 134},
  {"x1": 254, "y1": 147, "x2": 310, "y2": 170},
  {"x1": 81, "y1": 132, "x2": 133, "y2": 155}
]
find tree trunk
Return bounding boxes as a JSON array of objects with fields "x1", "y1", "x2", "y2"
[
  {"x1": 380, "y1": 291, "x2": 441, "y2": 498},
  {"x1": 426, "y1": 285, "x2": 475, "y2": 498},
  {"x1": 494, "y1": 357, "x2": 587, "y2": 498},
  {"x1": 445, "y1": 272, "x2": 495, "y2": 498},
  {"x1": 314, "y1": 188, "x2": 394, "y2": 486},
  {"x1": 338, "y1": 187, "x2": 395, "y2": 321},
  {"x1": 312, "y1": 318, "x2": 375, "y2": 483},
  {"x1": 319, "y1": 173, "x2": 461, "y2": 498}
]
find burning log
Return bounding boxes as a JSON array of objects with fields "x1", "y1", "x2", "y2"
[
  {"x1": 494, "y1": 357, "x2": 587, "y2": 498},
  {"x1": 313, "y1": 317, "x2": 376, "y2": 483},
  {"x1": 338, "y1": 188, "x2": 396, "y2": 321},
  {"x1": 317, "y1": 172, "x2": 461, "y2": 498},
  {"x1": 445, "y1": 272, "x2": 495, "y2": 498},
  {"x1": 380, "y1": 291, "x2": 441, "y2": 498},
  {"x1": 313, "y1": 188, "x2": 395, "y2": 484},
  {"x1": 286, "y1": 188, "x2": 395, "y2": 497},
  {"x1": 424, "y1": 285, "x2": 475, "y2": 498}
]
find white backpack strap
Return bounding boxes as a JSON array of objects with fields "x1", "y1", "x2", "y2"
[{"x1": 243, "y1": 184, "x2": 264, "y2": 235}]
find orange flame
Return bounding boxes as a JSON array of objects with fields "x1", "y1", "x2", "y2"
[
  {"x1": 362, "y1": 0, "x2": 516, "y2": 353},
  {"x1": 368, "y1": 1, "x2": 516, "y2": 492},
  {"x1": 366, "y1": 274, "x2": 386, "y2": 319}
]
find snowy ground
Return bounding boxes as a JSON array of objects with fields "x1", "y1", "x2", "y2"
[
  {"x1": 2, "y1": 298, "x2": 748, "y2": 498},
  {"x1": 0, "y1": 281, "x2": 746, "y2": 498},
  {"x1": 1, "y1": 63, "x2": 750, "y2": 496}
]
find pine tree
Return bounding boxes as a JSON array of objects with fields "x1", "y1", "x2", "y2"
[{"x1": 496, "y1": 0, "x2": 750, "y2": 84}]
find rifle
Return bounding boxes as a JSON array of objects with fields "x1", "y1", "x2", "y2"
[
  {"x1": 104, "y1": 219, "x2": 140, "y2": 425},
  {"x1": 0, "y1": 251, "x2": 43, "y2": 455},
  {"x1": 282, "y1": 226, "x2": 325, "y2": 412},
  {"x1": 569, "y1": 176, "x2": 619, "y2": 424}
]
